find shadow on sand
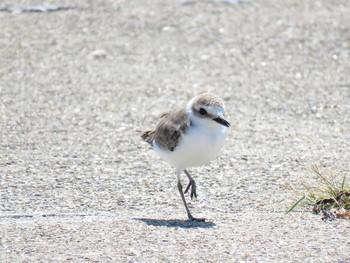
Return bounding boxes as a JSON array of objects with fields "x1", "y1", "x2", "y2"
[{"x1": 134, "y1": 218, "x2": 216, "y2": 229}]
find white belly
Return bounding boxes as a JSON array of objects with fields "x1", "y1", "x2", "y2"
[{"x1": 154, "y1": 125, "x2": 228, "y2": 170}]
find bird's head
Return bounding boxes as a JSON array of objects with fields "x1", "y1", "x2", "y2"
[{"x1": 188, "y1": 93, "x2": 230, "y2": 129}]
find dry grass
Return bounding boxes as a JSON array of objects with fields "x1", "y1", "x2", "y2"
[{"x1": 287, "y1": 165, "x2": 350, "y2": 221}]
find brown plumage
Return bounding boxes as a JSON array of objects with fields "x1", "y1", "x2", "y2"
[
  {"x1": 141, "y1": 108, "x2": 191, "y2": 151},
  {"x1": 140, "y1": 130, "x2": 155, "y2": 145},
  {"x1": 191, "y1": 93, "x2": 224, "y2": 109}
]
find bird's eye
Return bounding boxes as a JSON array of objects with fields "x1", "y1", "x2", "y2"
[{"x1": 199, "y1": 108, "x2": 207, "y2": 115}]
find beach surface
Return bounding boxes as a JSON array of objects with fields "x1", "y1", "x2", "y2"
[{"x1": 1, "y1": 0, "x2": 349, "y2": 262}]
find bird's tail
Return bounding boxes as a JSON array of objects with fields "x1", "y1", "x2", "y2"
[{"x1": 140, "y1": 130, "x2": 155, "y2": 146}]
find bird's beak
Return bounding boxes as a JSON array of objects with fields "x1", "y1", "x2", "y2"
[{"x1": 213, "y1": 116, "x2": 230, "y2": 127}]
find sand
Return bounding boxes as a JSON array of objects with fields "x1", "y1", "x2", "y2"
[{"x1": 1, "y1": 0, "x2": 349, "y2": 262}]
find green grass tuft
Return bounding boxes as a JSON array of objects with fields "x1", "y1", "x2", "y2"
[{"x1": 286, "y1": 165, "x2": 350, "y2": 220}]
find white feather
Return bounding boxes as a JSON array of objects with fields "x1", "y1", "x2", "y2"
[{"x1": 153, "y1": 108, "x2": 228, "y2": 170}]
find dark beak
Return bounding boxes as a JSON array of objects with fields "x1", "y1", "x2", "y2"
[{"x1": 213, "y1": 116, "x2": 230, "y2": 127}]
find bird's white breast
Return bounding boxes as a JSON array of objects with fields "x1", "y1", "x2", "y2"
[{"x1": 153, "y1": 124, "x2": 228, "y2": 170}]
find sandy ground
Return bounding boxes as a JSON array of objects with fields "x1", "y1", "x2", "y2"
[{"x1": 1, "y1": 0, "x2": 350, "y2": 262}]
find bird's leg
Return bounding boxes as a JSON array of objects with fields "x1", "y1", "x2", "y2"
[
  {"x1": 184, "y1": 169, "x2": 197, "y2": 199},
  {"x1": 177, "y1": 170, "x2": 204, "y2": 222},
  {"x1": 177, "y1": 180, "x2": 194, "y2": 220}
]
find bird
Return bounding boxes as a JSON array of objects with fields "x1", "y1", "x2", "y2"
[{"x1": 141, "y1": 93, "x2": 230, "y2": 221}]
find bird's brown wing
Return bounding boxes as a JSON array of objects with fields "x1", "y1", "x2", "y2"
[{"x1": 141, "y1": 108, "x2": 191, "y2": 151}]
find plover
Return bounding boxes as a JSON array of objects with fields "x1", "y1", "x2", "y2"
[{"x1": 141, "y1": 93, "x2": 230, "y2": 221}]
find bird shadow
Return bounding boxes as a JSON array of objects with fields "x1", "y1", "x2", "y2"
[{"x1": 133, "y1": 218, "x2": 216, "y2": 229}]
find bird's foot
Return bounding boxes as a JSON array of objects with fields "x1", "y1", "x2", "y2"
[
  {"x1": 188, "y1": 216, "x2": 205, "y2": 222},
  {"x1": 184, "y1": 179, "x2": 197, "y2": 199}
]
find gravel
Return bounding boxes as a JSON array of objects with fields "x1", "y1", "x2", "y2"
[{"x1": 1, "y1": 0, "x2": 349, "y2": 262}]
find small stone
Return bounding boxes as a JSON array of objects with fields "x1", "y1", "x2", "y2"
[{"x1": 90, "y1": 49, "x2": 107, "y2": 59}]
